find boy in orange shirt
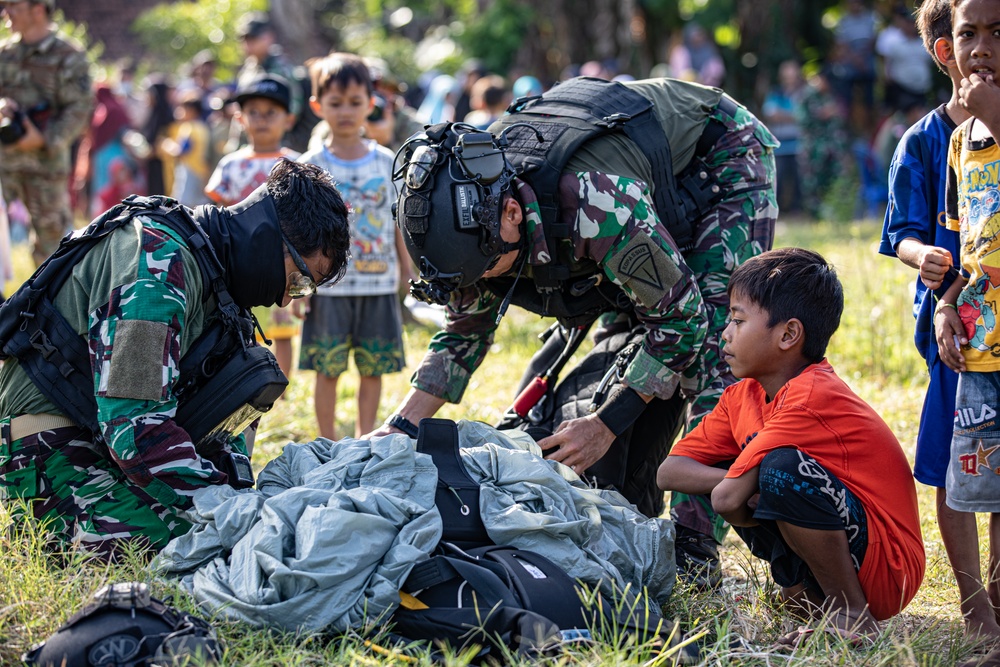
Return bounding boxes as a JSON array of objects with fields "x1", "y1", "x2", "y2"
[{"x1": 658, "y1": 248, "x2": 924, "y2": 643}]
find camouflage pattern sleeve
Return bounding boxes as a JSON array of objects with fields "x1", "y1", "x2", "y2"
[
  {"x1": 564, "y1": 172, "x2": 708, "y2": 399},
  {"x1": 46, "y1": 38, "x2": 93, "y2": 155},
  {"x1": 410, "y1": 284, "x2": 502, "y2": 403},
  {"x1": 89, "y1": 221, "x2": 230, "y2": 510}
]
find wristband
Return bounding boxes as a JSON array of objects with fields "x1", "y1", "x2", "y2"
[
  {"x1": 936, "y1": 301, "x2": 957, "y2": 315},
  {"x1": 595, "y1": 385, "x2": 648, "y2": 436},
  {"x1": 386, "y1": 413, "x2": 419, "y2": 438}
]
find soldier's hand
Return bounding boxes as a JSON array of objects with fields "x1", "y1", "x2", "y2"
[
  {"x1": 541, "y1": 414, "x2": 615, "y2": 475},
  {"x1": 14, "y1": 114, "x2": 45, "y2": 152}
]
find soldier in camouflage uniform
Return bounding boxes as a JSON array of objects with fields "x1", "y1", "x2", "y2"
[
  {"x1": 0, "y1": 0, "x2": 92, "y2": 266},
  {"x1": 377, "y1": 77, "x2": 778, "y2": 586},
  {"x1": 0, "y1": 161, "x2": 351, "y2": 558}
]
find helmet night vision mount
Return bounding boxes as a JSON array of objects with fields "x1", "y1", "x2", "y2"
[{"x1": 393, "y1": 121, "x2": 541, "y2": 305}]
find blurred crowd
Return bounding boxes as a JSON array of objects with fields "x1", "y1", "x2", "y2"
[{"x1": 0, "y1": 0, "x2": 935, "y2": 434}]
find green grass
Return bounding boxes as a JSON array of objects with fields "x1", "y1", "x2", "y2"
[{"x1": 0, "y1": 216, "x2": 995, "y2": 665}]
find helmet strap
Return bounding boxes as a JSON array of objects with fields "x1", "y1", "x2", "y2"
[{"x1": 494, "y1": 249, "x2": 529, "y2": 325}]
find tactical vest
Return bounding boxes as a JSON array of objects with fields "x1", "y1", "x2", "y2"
[
  {"x1": 0, "y1": 195, "x2": 287, "y2": 449},
  {"x1": 484, "y1": 77, "x2": 724, "y2": 327}
]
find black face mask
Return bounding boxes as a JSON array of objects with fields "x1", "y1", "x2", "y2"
[{"x1": 194, "y1": 184, "x2": 287, "y2": 309}]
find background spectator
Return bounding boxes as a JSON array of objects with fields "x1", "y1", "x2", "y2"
[
  {"x1": 176, "y1": 49, "x2": 221, "y2": 121},
  {"x1": 876, "y1": 5, "x2": 933, "y2": 113},
  {"x1": 140, "y1": 76, "x2": 175, "y2": 196},
  {"x1": 162, "y1": 90, "x2": 211, "y2": 206},
  {"x1": 763, "y1": 60, "x2": 806, "y2": 214},
  {"x1": 828, "y1": 0, "x2": 878, "y2": 134},
  {"x1": 669, "y1": 23, "x2": 725, "y2": 87},
  {"x1": 512, "y1": 75, "x2": 544, "y2": 99},
  {"x1": 463, "y1": 74, "x2": 509, "y2": 129},
  {"x1": 74, "y1": 83, "x2": 136, "y2": 217},
  {"x1": 234, "y1": 12, "x2": 316, "y2": 152},
  {"x1": 797, "y1": 67, "x2": 850, "y2": 219},
  {"x1": 452, "y1": 59, "x2": 488, "y2": 124},
  {"x1": 416, "y1": 73, "x2": 457, "y2": 125}
]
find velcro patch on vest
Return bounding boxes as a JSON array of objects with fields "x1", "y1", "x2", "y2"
[
  {"x1": 106, "y1": 320, "x2": 169, "y2": 401},
  {"x1": 615, "y1": 232, "x2": 681, "y2": 308}
]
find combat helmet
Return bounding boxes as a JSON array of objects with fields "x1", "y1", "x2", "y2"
[
  {"x1": 23, "y1": 582, "x2": 221, "y2": 667},
  {"x1": 393, "y1": 121, "x2": 539, "y2": 305}
]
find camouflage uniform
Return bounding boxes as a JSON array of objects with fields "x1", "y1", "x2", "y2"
[
  {"x1": 411, "y1": 94, "x2": 777, "y2": 527},
  {"x1": 0, "y1": 28, "x2": 92, "y2": 265},
  {"x1": 796, "y1": 80, "x2": 849, "y2": 219},
  {"x1": 0, "y1": 217, "x2": 247, "y2": 557}
]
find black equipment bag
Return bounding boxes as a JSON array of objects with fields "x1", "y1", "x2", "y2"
[
  {"x1": 392, "y1": 541, "x2": 680, "y2": 662},
  {"x1": 393, "y1": 542, "x2": 586, "y2": 659},
  {"x1": 416, "y1": 417, "x2": 492, "y2": 548}
]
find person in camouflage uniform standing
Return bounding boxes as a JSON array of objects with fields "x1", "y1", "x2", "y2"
[
  {"x1": 375, "y1": 77, "x2": 778, "y2": 587},
  {"x1": 0, "y1": 0, "x2": 91, "y2": 266},
  {"x1": 0, "y1": 161, "x2": 351, "y2": 558}
]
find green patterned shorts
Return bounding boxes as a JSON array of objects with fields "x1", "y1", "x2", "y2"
[{"x1": 299, "y1": 293, "x2": 406, "y2": 377}]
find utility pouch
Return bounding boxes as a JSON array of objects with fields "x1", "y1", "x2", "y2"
[{"x1": 175, "y1": 339, "x2": 287, "y2": 454}]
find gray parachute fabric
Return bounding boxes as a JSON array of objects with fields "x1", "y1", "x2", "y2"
[{"x1": 151, "y1": 422, "x2": 675, "y2": 632}]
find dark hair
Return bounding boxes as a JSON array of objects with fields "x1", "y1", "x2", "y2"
[
  {"x1": 267, "y1": 160, "x2": 351, "y2": 285},
  {"x1": 918, "y1": 0, "x2": 954, "y2": 73},
  {"x1": 728, "y1": 247, "x2": 844, "y2": 362},
  {"x1": 309, "y1": 52, "x2": 373, "y2": 99}
]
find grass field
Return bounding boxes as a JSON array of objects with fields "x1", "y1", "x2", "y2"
[{"x1": 0, "y1": 215, "x2": 995, "y2": 665}]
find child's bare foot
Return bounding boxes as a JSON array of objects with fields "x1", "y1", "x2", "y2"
[
  {"x1": 958, "y1": 646, "x2": 1000, "y2": 667},
  {"x1": 965, "y1": 615, "x2": 1000, "y2": 644},
  {"x1": 779, "y1": 584, "x2": 824, "y2": 621}
]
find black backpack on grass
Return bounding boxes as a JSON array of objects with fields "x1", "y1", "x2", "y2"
[{"x1": 392, "y1": 419, "x2": 687, "y2": 663}]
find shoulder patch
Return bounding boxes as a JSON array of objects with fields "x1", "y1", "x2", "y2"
[
  {"x1": 106, "y1": 320, "x2": 170, "y2": 402},
  {"x1": 615, "y1": 231, "x2": 682, "y2": 308}
]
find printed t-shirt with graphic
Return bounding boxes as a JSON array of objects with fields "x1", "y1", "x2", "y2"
[
  {"x1": 298, "y1": 140, "x2": 398, "y2": 297},
  {"x1": 205, "y1": 146, "x2": 300, "y2": 206},
  {"x1": 668, "y1": 361, "x2": 925, "y2": 621},
  {"x1": 946, "y1": 119, "x2": 1000, "y2": 370}
]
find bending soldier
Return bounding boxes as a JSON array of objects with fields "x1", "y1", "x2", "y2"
[
  {"x1": 0, "y1": 161, "x2": 351, "y2": 558},
  {"x1": 373, "y1": 76, "x2": 778, "y2": 585}
]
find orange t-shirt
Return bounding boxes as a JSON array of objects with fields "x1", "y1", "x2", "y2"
[{"x1": 669, "y1": 360, "x2": 925, "y2": 620}]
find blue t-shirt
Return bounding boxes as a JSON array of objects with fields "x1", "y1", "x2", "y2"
[{"x1": 879, "y1": 105, "x2": 960, "y2": 364}]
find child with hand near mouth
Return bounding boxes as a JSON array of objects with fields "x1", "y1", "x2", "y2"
[{"x1": 935, "y1": 2, "x2": 1000, "y2": 663}]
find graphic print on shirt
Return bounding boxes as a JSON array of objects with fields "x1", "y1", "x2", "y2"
[{"x1": 342, "y1": 175, "x2": 391, "y2": 274}]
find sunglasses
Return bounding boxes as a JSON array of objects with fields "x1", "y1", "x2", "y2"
[{"x1": 281, "y1": 232, "x2": 318, "y2": 298}]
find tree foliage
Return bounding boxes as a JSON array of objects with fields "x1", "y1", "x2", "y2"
[{"x1": 132, "y1": 0, "x2": 268, "y2": 81}]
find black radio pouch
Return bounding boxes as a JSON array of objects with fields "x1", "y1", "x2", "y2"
[
  {"x1": 416, "y1": 418, "x2": 493, "y2": 548},
  {"x1": 174, "y1": 317, "x2": 287, "y2": 452}
]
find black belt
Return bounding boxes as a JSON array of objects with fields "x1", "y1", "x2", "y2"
[{"x1": 694, "y1": 95, "x2": 739, "y2": 158}]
